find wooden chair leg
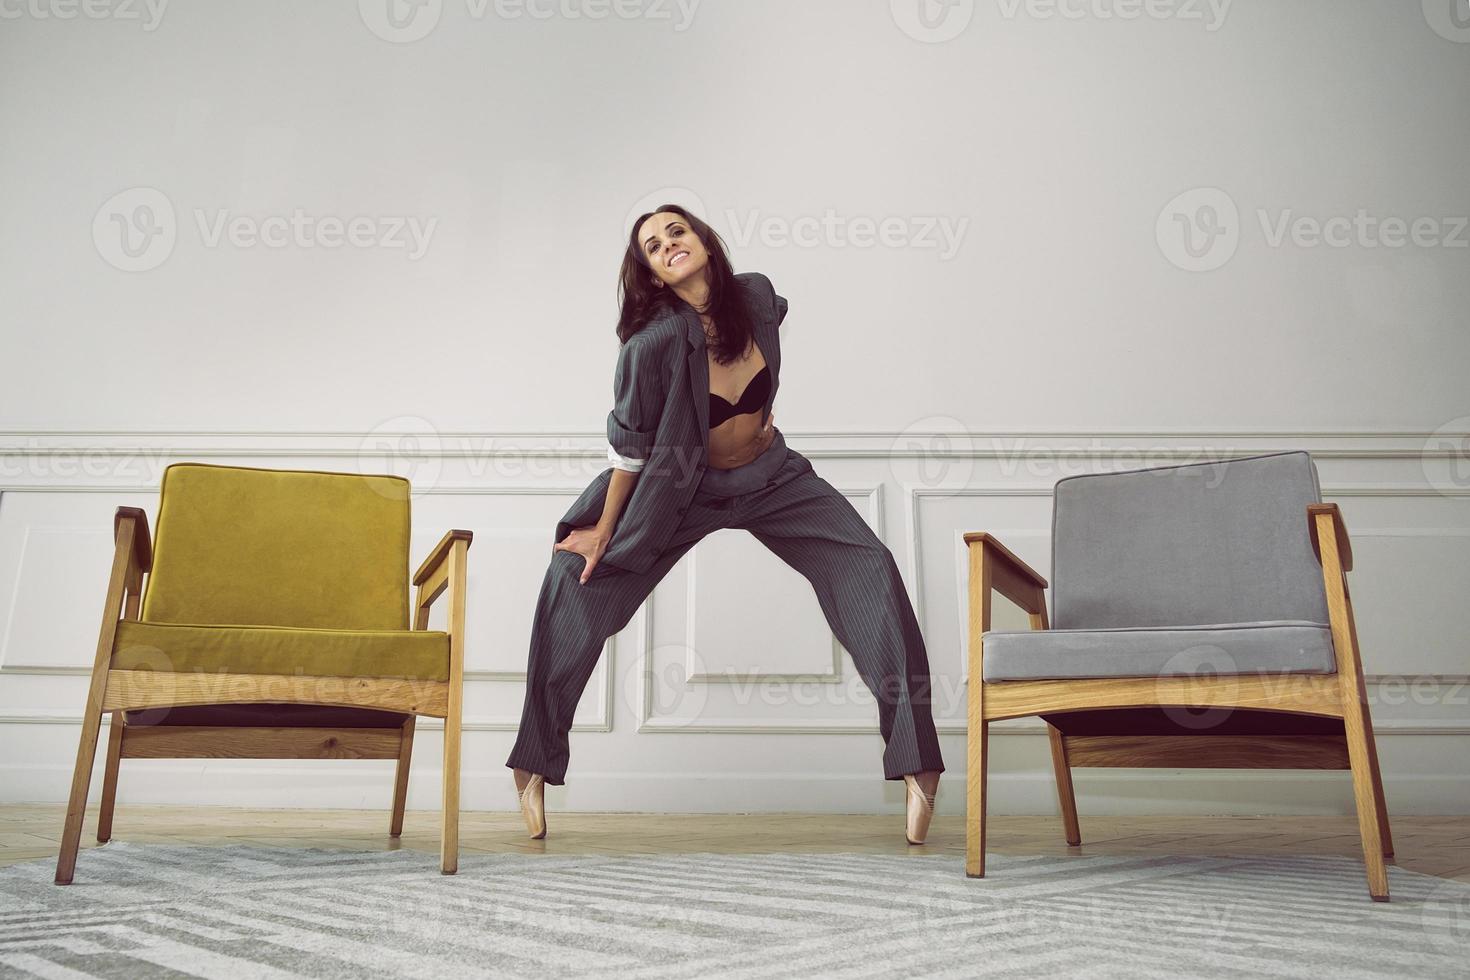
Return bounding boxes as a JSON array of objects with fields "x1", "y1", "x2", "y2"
[
  {"x1": 57, "y1": 516, "x2": 139, "y2": 885},
  {"x1": 1346, "y1": 593, "x2": 1393, "y2": 859},
  {"x1": 966, "y1": 720, "x2": 988, "y2": 878},
  {"x1": 96, "y1": 715, "x2": 124, "y2": 843},
  {"x1": 390, "y1": 717, "x2": 415, "y2": 838},
  {"x1": 1047, "y1": 724, "x2": 1081, "y2": 846},
  {"x1": 439, "y1": 536, "x2": 468, "y2": 875},
  {"x1": 1314, "y1": 507, "x2": 1389, "y2": 901},
  {"x1": 441, "y1": 712, "x2": 461, "y2": 875},
  {"x1": 1339, "y1": 592, "x2": 1389, "y2": 898},
  {"x1": 1363, "y1": 715, "x2": 1393, "y2": 859},
  {"x1": 1344, "y1": 714, "x2": 1390, "y2": 901},
  {"x1": 55, "y1": 691, "x2": 107, "y2": 884}
]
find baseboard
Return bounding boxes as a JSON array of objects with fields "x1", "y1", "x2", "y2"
[{"x1": 5, "y1": 761, "x2": 1466, "y2": 816}]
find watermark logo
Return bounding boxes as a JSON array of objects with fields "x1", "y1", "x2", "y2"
[
  {"x1": 357, "y1": 415, "x2": 445, "y2": 494},
  {"x1": 1423, "y1": 417, "x2": 1470, "y2": 498},
  {"x1": 92, "y1": 187, "x2": 177, "y2": 272},
  {"x1": 891, "y1": 0, "x2": 975, "y2": 43},
  {"x1": 358, "y1": 0, "x2": 443, "y2": 43},
  {"x1": 1156, "y1": 186, "x2": 1239, "y2": 272},
  {"x1": 1156, "y1": 645, "x2": 1238, "y2": 730},
  {"x1": 1420, "y1": 879, "x2": 1470, "y2": 953},
  {"x1": 619, "y1": 641, "x2": 712, "y2": 728},
  {"x1": 887, "y1": 415, "x2": 978, "y2": 498},
  {"x1": 624, "y1": 185, "x2": 709, "y2": 244},
  {"x1": 1423, "y1": 0, "x2": 1470, "y2": 43},
  {"x1": 104, "y1": 644, "x2": 177, "y2": 725}
]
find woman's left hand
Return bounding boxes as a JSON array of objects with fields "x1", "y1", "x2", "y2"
[{"x1": 757, "y1": 410, "x2": 776, "y2": 452}]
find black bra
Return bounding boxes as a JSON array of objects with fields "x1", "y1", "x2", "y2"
[{"x1": 709, "y1": 364, "x2": 771, "y2": 428}]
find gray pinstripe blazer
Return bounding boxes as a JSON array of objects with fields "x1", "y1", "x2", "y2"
[{"x1": 554, "y1": 271, "x2": 789, "y2": 575}]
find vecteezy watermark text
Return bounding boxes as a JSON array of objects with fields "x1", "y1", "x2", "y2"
[
  {"x1": 995, "y1": 0, "x2": 1232, "y2": 30},
  {"x1": 891, "y1": 0, "x2": 1232, "y2": 43},
  {"x1": 93, "y1": 187, "x2": 438, "y2": 271},
  {"x1": 1257, "y1": 209, "x2": 1470, "y2": 250},
  {"x1": 358, "y1": 0, "x2": 702, "y2": 43},
  {"x1": 721, "y1": 208, "x2": 970, "y2": 260},
  {"x1": 1157, "y1": 187, "x2": 1468, "y2": 272},
  {"x1": 193, "y1": 209, "x2": 436, "y2": 259},
  {"x1": 0, "y1": 0, "x2": 168, "y2": 29}
]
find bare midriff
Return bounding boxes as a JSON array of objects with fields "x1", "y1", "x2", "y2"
[{"x1": 705, "y1": 337, "x2": 771, "y2": 470}]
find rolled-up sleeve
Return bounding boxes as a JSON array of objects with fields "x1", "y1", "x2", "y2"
[
  {"x1": 605, "y1": 334, "x2": 661, "y2": 465},
  {"x1": 607, "y1": 443, "x2": 647, "y2": 472}
]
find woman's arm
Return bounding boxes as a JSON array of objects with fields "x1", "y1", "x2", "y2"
[
  {"x1": 597, "y1": 333, "x2": 664, "y2": 535},
  {"x1": 594, "y1": 467, "x2": 639, "y2": 538},
  {"x1": 556, "y1": 333, "x2": 664, "y2": 583},
  {"x1": 605, "y1": 332, "x2": 662, "y2": 463}
]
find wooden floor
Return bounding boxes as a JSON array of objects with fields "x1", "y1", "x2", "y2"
[{"x1": 3, "y1": 805, "x2": 1468, "y2": 882}]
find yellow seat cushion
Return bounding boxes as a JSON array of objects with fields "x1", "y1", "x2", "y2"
[{"x1": 113, "y1": 620, "x2": 450, "y2": 682}]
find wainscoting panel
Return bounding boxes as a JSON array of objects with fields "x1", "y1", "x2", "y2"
[{"x1": 0, "y1": 431, "x2": 1464, "y2": 815}]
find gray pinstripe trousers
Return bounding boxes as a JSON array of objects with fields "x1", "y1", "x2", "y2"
[{"x1": 505, "y1": 431, "x2": 946, "y2": 785}]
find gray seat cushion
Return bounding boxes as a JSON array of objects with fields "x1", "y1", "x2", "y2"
[{"x1": 981, "y1": 621, "x2": 1336, "y2": 682}]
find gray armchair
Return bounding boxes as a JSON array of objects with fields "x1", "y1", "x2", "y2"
[{"x1": 964, "y1": 451, "x2": 1392, "y2": 900}]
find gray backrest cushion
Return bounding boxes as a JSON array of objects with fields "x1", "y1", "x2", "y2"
[{"x1": 1050, "y1": 451, "x2": 1330, "y2": 630}]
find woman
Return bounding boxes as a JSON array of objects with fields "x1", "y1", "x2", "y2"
[{"x1": 505, "y1": 204, "x2": 945, "y2": 845}]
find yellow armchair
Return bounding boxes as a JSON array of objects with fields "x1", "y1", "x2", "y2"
[{"x1": 55, "y1": 462, "x2": 472, "y2": 883}]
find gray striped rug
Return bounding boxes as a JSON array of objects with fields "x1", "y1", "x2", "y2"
[{"x1": 1, "y1": 842, "x2": 1465, "y2": 978}]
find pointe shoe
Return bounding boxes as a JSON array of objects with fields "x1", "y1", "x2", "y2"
[
  {"x1": 903, "y1": 773, "x2": 937, "y2": 845},
  {"x1": 516, "y1": 772, "x2": 547, "y2": 839}
]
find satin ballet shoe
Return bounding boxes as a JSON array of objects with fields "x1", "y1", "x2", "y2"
[
  {"x1": 516, "y1": 771, "x2": 547, "y2": 839},
  {"x1": 903, "y1": 773, "x2": 937, "y2": 845}
]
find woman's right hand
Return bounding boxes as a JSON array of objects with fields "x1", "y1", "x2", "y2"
[{"x1": 554, "y1": 525, "x2": 610, "y2": 585}]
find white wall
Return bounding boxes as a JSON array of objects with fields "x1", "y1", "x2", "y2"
[{"x1": 1, "y1": 1, "x2": 1466, "y2": 816}]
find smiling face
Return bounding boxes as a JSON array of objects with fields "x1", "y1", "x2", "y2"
[{"x1": 638, "y1": 211, "x2": 709, "y2": 289}]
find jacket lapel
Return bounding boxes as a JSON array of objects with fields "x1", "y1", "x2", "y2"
[
  {"x1": 683, "y1": 307, "x2": 711, "y2": 451},
  {"x1": 680, "y1": 283, "x2": 780, "y2": 448},
  {"x1": 758, "y1": 308, "x2": 778, "y2": 424}
]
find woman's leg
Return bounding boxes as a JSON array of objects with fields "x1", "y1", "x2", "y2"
[
  {"x1": 738, "y1": 452, "x2": 946, "y2": 781},
  {"x1": 506, "y1": 503, "x2": 720, "y2": 785}
]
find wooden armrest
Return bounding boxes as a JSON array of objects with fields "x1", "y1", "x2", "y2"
[
  {"x1": 114, "y1": 506, "x2": 152, "y2": 573},
  {"x1": 414, "y1": 529, "x2": 474, "y2": 586},
  {"x1": 964, "y1": 531, "x2": 1048, "y2": 619},
  {"x1": 963, "y1": 532, "x2": 1048, "y2": 590},
  {"x1": 1307, "y1": 503, "x2": 1352, "y2": 573}
]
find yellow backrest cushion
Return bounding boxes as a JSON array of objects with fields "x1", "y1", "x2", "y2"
[{"x1": 140, "y1": 463, "x2": 412, "y2": 630}]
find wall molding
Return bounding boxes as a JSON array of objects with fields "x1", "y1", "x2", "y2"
[
  {"x1": 1, "y1": 428, "x2": 1466, "y2": 474},
  {"x1": 2, "y1": 430, "x2": 1465, "y2": 811}
]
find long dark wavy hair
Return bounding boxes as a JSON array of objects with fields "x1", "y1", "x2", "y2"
[{"x1": 616, "y1": 203, "x2": 757, "y2": 365}]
